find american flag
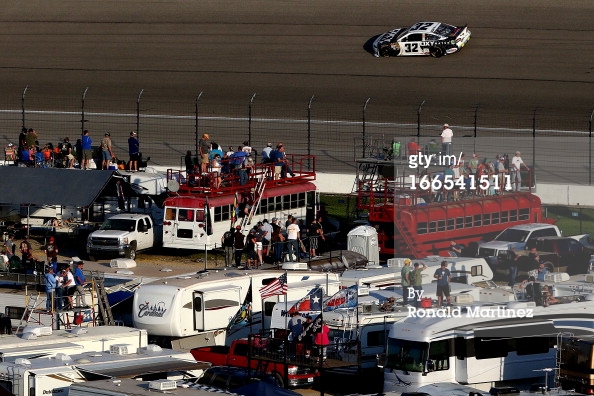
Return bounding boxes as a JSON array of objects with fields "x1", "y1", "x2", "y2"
[{"x1": 259, "y1": 273, "x2": 288, "y2": 299}]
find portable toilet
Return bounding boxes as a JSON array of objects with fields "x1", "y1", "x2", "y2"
[{"x1": 347, "y1": 225, "x2": 380, "y2": 265}]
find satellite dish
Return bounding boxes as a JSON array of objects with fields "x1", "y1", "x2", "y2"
[{"x1": 167, "y1": 179, "x2": 180, "y2": 193}]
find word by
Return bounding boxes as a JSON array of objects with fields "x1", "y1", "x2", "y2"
[
  {"x1": 408, "y1": 153, "x2": 463, "y2": 169},
  {"x1": 407, "y1": 288, "x2": 425, "y2": 300},
  {"x1": 407, "y1": 306, "x2": 534, "y2": 318},
  {"x1": 409, "y1": 175, "x2": 512, "y2": 191}
]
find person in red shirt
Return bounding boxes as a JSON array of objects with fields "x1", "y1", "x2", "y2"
[{"x1": 407, "y1": 138, "x2": 421, "y2": 157}]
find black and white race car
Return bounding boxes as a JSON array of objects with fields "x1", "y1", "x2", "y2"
[{"x1": 373, "y1": 21, "x2": 471, "y2": 58}]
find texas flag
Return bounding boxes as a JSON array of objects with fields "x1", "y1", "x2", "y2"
[{"x1": 287, "y1": 287, "x2": 323, "y2": 314}]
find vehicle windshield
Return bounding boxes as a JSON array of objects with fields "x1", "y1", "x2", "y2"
[
  {"x1": 494, "y1": 229, "x2": 530, "y2": 243},
  {"x1": 100, "y1": 219, "x2": 136, "y2": 232},
  {"x1": 434, "y1": 23, "x2": 457, "y2": 37},
  {"x1": 384, "y1": 338, "x2": 427, "y2": 372}
]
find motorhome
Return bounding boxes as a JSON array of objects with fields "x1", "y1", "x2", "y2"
[
  {"x1": 339, "y1": 256, "x2": 494, "y2": 290},
  {"x1": 132, "y1": 269, "x2": 340, "y2": 349},
  {"x1": 0, "y1": 326, "x2": 147, "y2": 362},
  {"x1": 380, "y1": 294, "x2": 594, "y2": 393},
  {"x1": 0, "y1": 344, "x2": 206, "y2": 396}
]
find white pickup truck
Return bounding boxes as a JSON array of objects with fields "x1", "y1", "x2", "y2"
[
  {"x1": 86, "y1": 214, "x2": 162, "y2": 260},
  {"x1": 477, "y1": 223, "x2": 561, "y2": 265}
]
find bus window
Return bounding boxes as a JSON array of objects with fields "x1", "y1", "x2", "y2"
[
  {"x1": 447, "y1": 218, "x2": 455, "y2": 231},
  {"x1": 519, "y1": 208, "x2": 530, "y2": 220},
  {"x1": 178, "y1": 209, "x2": 194, "y2": 221},
  {"x1": 483, "y1": 213, "x2": 490, "y2": 226},
  {"x1": 456, "y1": 217, "x2": 464, "y2": 229},
  {"x1": 473, "y1": 214, "x2": 481, "y2": 227},
  {"x1": 501, "y1": 211, "x2": 509, "y2": 223},
  {"x1": 510, "y1": 210, "x2": 518, "y2": 222},
  {"x1": 465, "y1": 216, "x2": 472, "y2": 228},
  {"x1": 165, "y1": 208, "x2": 177, "y2": 221},
  {"x1": 492, "y1": 212, "x2": 500, "y2": 225}
]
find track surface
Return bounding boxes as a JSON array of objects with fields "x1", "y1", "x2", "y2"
[{"x1": 0, "y1": 1, "x2": 593, "y2": 179}]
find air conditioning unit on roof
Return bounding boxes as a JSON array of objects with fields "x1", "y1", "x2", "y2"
[
  {"x1": 110, "y1": 258, "x2": 137, "y2": 269},
  {"x1": 22, "y1": 326, "x2": 52, "y2": 336},
  {"x1": 149, "y1": 380, "x2": 177, "y2": 391},
  {"x1": 110, "y1": 344, "x2": 133, "y2": 355}
]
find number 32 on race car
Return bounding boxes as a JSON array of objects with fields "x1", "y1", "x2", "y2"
[{"x1": 373, "y1": 21, "x2": 471, "y2": 58}]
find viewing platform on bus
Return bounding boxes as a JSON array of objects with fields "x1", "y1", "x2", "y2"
[
  {"x1": 350, "y1": 156, "x2": 545, "y2": 259},
  {"x1": 166, "y1": 154, "x2": 316, "y2": 196}
]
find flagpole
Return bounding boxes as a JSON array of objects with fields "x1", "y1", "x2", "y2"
[{"x1": 249, "y1": 277, "x2": 253, "y2": 336}]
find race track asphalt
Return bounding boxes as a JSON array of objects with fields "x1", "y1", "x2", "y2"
[{"x1": 0, "y1": 0, "x2": 593, "y2": 180}]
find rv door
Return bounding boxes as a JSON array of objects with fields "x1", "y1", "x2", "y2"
[{"x1": 193, "y1": 286, "x2": 241, "y2": 331}]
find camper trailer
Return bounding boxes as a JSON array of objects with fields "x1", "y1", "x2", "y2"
[{"x1": 132, "y1": 270, "x2": 340, "y2": 349}]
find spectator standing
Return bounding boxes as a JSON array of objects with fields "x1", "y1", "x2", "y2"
[
  {"x1": 19, "y1": 236, "x2": 32, "y2": 262},
  {"x1": 407, "y1": 138, "x2": 421, "y2": 157},
  {"x1": 242, "y1": 141, "x2": 252, "y2": 156},
  {"x1": 271, "y1": 224, "x2": 285, "y2": 266},
  {"x1": 506, "y1": 244, "x2": 519, "y2": 287},
  {"x1": 469, "y1": 153, "x2": 479, "y2": 174},
  {"x1": 100, "y1": 132, "x2": 114, "y2": 170},
  {"x1": 314, "y1": 321, "x2": 330, "y2": 361},
  {"x1": 401, "y1": 259, "x2": 412, "y2": 306},
  {"x1": 3, "y1": 234, "x2": 15, "y2": 258},
  {"x1": 44, "y1": 267, "x2": 57, "y2": 311},
  {"x1": 185, "y1": 151, "x2": 194, "y2": 174},
  {"x1": 44, "y1": 236, "x2": 59, "y2": 267},
  {"x1": 61, "y1": 137, "x2": 75, "y2": 168},
  {"x1": 18, "y1": 127, "x2": 27, "y2": 153},
  {"x1": 74, "y1": 261, "x2": 87, "y2": 307},
  {"x1": 261, "y1": 142, "x2": 273, "y2": 163},
  {"x1": 199, "y1": 133, "x2": 211, "y2": 173},
  {"x1": 54, "y1": 269, "x2": 65, "y2": 310},
  {"x1": 261, "y1": 219, "x2": 273, "y2": 258},
  {"x1": 510, "y1": 151, "x2": 530, "y2": 192},
  {"x1": 286, "y1": 217, "x2": 300, "y2": 262},
  {"x1": 221, "y1": 228, "x2": 235, "y2": 267},
  {"x1": 62, "y1": 265, "x2": 75, "y2": 309},
  {"x1": 537, "y1": 261, "x2": 549, "y2": 282},
  {"x1": 81, "y1": 130, "x2": 93, "y2": 170},
  {"x1": 128, "y1": 131, "x2": 140, "y2": 171},
  {"x1": 433, "y1": 261, "x2": 452, "y2": 307},
  {"x1": 308, "y1": 218, "x2": 324, "y2": 258},
  {"x1": 441, "y1": 124, "x2": 453, "y2": 156},
  {"x1": 410, "y1": 262, "x2": 427, "y2": 308},
  {"x1": 245, "y1": 229, "x2": 257, "y2": 269},
  {"x1": 450, "y1": 241, "x2": 463, "y2": 257},
  {"x1": 233, "y1": 226, "x2": 245, "y2": 267},
  {"x1": 211, "y1": 154, "x2": 222, "y2": 189},
  {"x1": 26, "y1": 128, "x2": 37, "y2": 149}
]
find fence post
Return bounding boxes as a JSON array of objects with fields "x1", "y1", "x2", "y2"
[
  {"x1": 588, "y1": 110, "x2": 594, "y2": 186},
  {"x1": 21, "y1": 86, "x2": 28, "y2": 130},
  {"x1": 307, "y1": 95, "x2": 315, "y2": 170},
  {"x1": 136, "y1": 89, "x2": 144, "y2": 142},
  {"x1": 248, "y1": 93, "x2": 256, "y2": 146},
  {"x1": 532, "y1": 107, "x2": 539, "y2": 184},
  {"x1": 417, "y1": 100, "x2": 426, "y2": 141},
  {"x1": 81, "y1": 87, "x2": 89, "y2": 141},
  {"x1": 362, "y1": 98, "x2": 370, "y2": 158},
  {"x1": 195, "y1": 92, "x2": 203, "y2": 160}
]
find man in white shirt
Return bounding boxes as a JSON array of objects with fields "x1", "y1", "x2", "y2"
[
  {"x1": 286, "y1": 218, "x2": 300, "y2": 262},
  {"x1": 261, "y1": 143, "x2": 273, "y2": 163},
  {"x1": 441, "y1": 123, "x2": 453, "y2": 156},
  {"x1": 511, "y1": 151, "x2": 530, "y2": 191},
  {"x1": 261, "y1": 219, "x2": 273, "y2": 257}
]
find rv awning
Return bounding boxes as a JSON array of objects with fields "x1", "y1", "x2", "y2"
[{"x1": 0, "y1": 167, "x2": 135, "y2": 207}]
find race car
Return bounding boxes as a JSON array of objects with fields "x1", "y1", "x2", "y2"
[{"x1": 372, "y1": 21, "x2": 471, "y2": 58}]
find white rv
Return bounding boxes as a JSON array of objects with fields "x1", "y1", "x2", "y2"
[
  {"x1": 132, "y1": 269, "x2": 341, "y2": 349},
  {"x1": 0, "y1": 326, "x2": 148, "y2": 362},
  {"x1": 0, "y1": 344, "x2": 205, "y2": 396},
  {"x1": 380, "y1": 294, "x2": 594, "y2": 393},
  {"x1": 339, "y1": 256, "x2": 494, "y2": 290}
]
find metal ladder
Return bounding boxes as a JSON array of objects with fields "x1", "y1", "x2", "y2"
[
  {"x1": 239, "y1": 176, "x2": 266, "y2": 231},
  {"x1": 555, "y1": 332, "x2": 574, "y2": 388},
  {"x1": 15, "y1": 292, "x2": 42, "y2": 333},
  {"x1": 92, "y1": 276, "x2": 114, "y2": 325}
]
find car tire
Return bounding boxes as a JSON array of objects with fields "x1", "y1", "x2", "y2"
[
  {"x1": 379, "y1": 45, "x2": 391, "y2": 57},
  {"x1": 273, "y1": 373, "x2": 284, "y2": 388},
  {"x1": 125, "y1": 243, "x2": 137, "y2": 260},
  {"x1": 429, "y1": 46, "x2": 444, "y2": 58}
]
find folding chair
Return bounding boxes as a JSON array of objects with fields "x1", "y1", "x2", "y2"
[{"x1": 4, "y1": 145, "x2": 16, "y2": 165}]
